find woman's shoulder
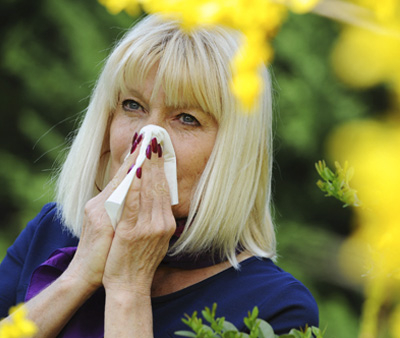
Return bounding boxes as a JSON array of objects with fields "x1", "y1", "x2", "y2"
[
  {"x1": 239, "y1": 257, "x2": 310, "y2": 286},
  {"x1": 28, "y1": 202, "x2": 59, "y2": 228},
  {"x1": 0, "y1": 203, "x2": 79, "y2": 306},
  {"x1": 25, "y1": 203, "x2": 74, "y2": 237},
  {"x1": 10, "y1": 202, "x2": 78, "y2": 261},
  {"x1": 19, "y1": 203, "x2": 78, "y2": 259},
  {"x1": 152, "y1": 257, "x2": 319, "y2": 335},
  {"x1": 235, "y1": 257, "x2": 319, "y2": 333},
  {"x1": 8, "y1": 203, "x2": 64, "y2": 253},
  {"x1": 237, "y1": 257, "x2": 317, "y2": 307},
  {"x1": 184, "y1": 257, "x2": 319, "y2": 334}
]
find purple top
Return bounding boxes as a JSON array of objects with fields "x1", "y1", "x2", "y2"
[
  {"x1": 25, "y1": 247, "x2": 105, "y2": 338},
  {"x1": 0, "y1": 204, "x2": 319, "y2": 337}
]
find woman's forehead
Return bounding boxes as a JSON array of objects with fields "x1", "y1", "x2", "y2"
[{"x1": 120, "y1": 65, "x2": 214, "y2": 114}]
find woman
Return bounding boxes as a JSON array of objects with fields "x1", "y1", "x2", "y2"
[{"x1": 0, "y1": 15, "x2": 318, "y2": 337}]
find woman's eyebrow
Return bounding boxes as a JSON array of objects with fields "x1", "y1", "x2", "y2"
[
  {"x1": 170, "y1": 104, "x2": 208, "y2": 114},
  {"x1": 123, "y1": 87, "x2": 147, "y2": 102}
]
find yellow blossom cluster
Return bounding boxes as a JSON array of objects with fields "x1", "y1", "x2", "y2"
[
  {"x1": 0, "y1": 304, "x2": 37, "y2": 338},
  {"x1": 328, "y1": 118, "x2": 400, "y2": 338},
  {"x1": 98, "y1": 0, "x2": 321, "y2": 109},
  {"x1": 331, "y1": 0, "x2": 400, "y2": 106},
  {"x1": 350, "y1": 0, "x2": 399, "y2": 23},
  {"x1": 329, "y1": 2, "x2": 400, "y2": 337}
]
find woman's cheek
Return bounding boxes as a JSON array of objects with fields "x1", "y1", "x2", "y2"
[{"x1": 108, "y1": 118, "x2": 136, "y2": 178}]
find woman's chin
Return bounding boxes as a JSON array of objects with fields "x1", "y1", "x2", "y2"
[{"x1": 172, "y1": 205, "x2": 189, "y2": 219}]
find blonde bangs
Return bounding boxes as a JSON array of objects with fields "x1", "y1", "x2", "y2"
[
  {"x1": 113, "y1": 19, "x2": 235, "y2": 120},
  {"x1": 155, "y1": 33, "x2": 228, "y2": 120}
]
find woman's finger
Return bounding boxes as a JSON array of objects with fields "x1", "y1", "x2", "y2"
[
  {"x1": 100, "y1": 133, "x2": 143, "y2": 201},
  {"x1": 118, "y1": 140, "x2": 174, "y2": 232}
]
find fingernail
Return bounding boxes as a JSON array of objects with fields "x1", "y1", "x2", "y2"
[
  {"x1": 130, "y1": 141, "x2": 137, "y2": 154},
  {"x1": 131, "y1": 133, "x2": 143, "y2": 154},
  {"x1": 136, "y1": 167, "x2": 142, "y2": 179},
  {"x1": 152, "y1": 137, "x2": 158, "y2": 153},
  {"x1": 127, "y1": 163, "x2": 134, "y2": 174},
  {"x1": 146, "y1": 144, "x2": 152, "y2": 159},
  {"x1": 157, "y1": 144, "x2": 162, "y2": 158},
  {"x1": 132, "y1": 132, "x2": 138, "y2": 145}
]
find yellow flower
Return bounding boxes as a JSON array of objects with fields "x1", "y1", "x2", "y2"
[
  {"x1": 331, "y1": 25, "x2": 400, "y2": 89},
  {"x1": 99, "y1": 0, "x2": 141, "y2": 16},
  {"x1": 98, "y1": 0, "x2": 320, "y2": 109},
  {"x1": 230, "y1": 70, "x2": 263, "y2": 110},
  {"x1": 331, "y1": 0, "x2": 400, "y2": 110},
  {"x1": 349, "y1": 0, "x2": 400, "y2": 22},
  {"x1": 281, "y1": 0, "x2": 320, "y2": 14},
  {"x1": 232, "y1": 43, "x2": 271, "y2": 80},
  {"x1": 329, "y1": 117, "x2": 400, "y2": 337},
  {"x1": 0, "y1": 304, "x2": 37, "y2": 338}
]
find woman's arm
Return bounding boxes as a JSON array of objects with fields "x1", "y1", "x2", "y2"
[
  {"x1": 3, "y1": 149, "x2": 139, "y2": 337},
  {"x1": 22, "y1": 268, "x2": 98, "y2": 338},
  {"x1": 103, "y1": 143, "x2": 176, "y2": 338},
  {"x1": 105, "y1": 290, "x2": 153, "y2": 337}
]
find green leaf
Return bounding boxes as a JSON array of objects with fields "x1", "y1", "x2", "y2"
[
  {"x1": 315, "y1": 160, "x2": 361, "y2": 207},
  {"x1": 222, "y1": 331, "x2": 241, "y2": 338},
  {"x1": 201, "y1": 325, "x2": 215, "y2": 333},
  {"x1": 238, "y1": 333, "x2": 251, "y2": 338},
  {"x1": 287, "y1": 329, "x2": 304, "y2": 338},
  {"x1": 222, "y1": 321, "x2": 239, "y2": 332},
  {"x1": 311, "y1": 326, "x2": 325, "y2": 338},
  {"x1": 251, "y1": 307, "x2": 259, "y2": 319},
  {"x1": 202, "y1": 309, "x2": 214, "y2": 324},
  {"x1": 244, "y1": 317, "x2": 251, "y2": 329},
  {"x1": 175, "y1": 330, "x2": 198, "y2": 337},
  {"x1": 256, "y1": 319, "x2": 275, "y2": 338}
]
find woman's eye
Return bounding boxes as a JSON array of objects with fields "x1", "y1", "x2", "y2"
[
  {"x1": 122, "y1": 99, "x2": 142, "y2": 112},
  {"x1": 179, "y1": 113, "x2": 199, "y2": 126}
]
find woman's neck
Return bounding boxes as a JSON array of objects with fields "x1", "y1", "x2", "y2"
[{"x1": 151, "y1": 252, "x2": 252, "y2": 297}]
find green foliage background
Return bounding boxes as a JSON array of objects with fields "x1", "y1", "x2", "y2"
[{"x1": 1, "y1": 1, "x2": 384, "y2": 336}]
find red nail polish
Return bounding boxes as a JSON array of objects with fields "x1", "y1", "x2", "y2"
[
  {"x1": 137, "y1": 134, "x2": 143, "y2": 144},
  {"x1": 127, "y1": 163, "x2": 134, "y2": 174},
  {"x1": 130, "y1": 141, "x2": 137, "y2": 154},
  {"x1": 132, "y1": 132, "x2": 138, "y2": 145},
  {"x1": 152, "y1": 138, "x2": 158, "y2": 153},
  {"x1": 146, "y1": 144, "x2": 152, "y2": 159},
  {"x1": 157, "y1": 144, "x2": 162, "y2": 158},
  {"x1": 136, "y1": 167, "x2": 142, "y2": 179}
]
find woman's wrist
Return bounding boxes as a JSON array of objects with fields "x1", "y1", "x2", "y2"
[
  {"x1": 104, "y1": 279, "x2": 152, "y2": 298},
  {"x1": 105, "y1": 288, "x2": 153, "y2": 338},
  {"x1": 105, "y1": 288, "x2": 151, "y2": 307},
  {"x1": 61, "y1": 261, "x2": 102, "y2": 296}
]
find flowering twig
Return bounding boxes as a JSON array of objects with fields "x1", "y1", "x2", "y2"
[
  {"x1": 175, "y1": 303, "x2": 325, "y2": 337},
  {"x1": 315, "y1": 160, "x2": 361, "y2": 207},
  {"x1": 98, "y1": 0, "x2": 321, "y2": 109}
]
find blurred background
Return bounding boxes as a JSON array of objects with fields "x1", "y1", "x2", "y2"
[{"x1": 1, "y1": 0, "x2": 397, "y2": 337}]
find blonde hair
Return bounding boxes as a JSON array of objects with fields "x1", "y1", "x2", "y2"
[{"x1": 55, "y1": 15, "x2": 275, "y2": 268}]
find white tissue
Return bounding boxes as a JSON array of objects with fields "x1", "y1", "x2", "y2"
[{"x1": 105, "y1": 125, "x2": 179, "y2": 229}]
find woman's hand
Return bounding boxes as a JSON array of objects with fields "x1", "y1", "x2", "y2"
[
  {"x1": 17, "y1": 151, "x2": 142, "y2": 338},
  {"x1": 103, "y1": 140, "x2": 176, "y2": 338},
  {"x1": 103, "y1": 141, "x2": 176, "y2": 296},
  {"x1": 64, "y1": 147, "x2": 140, "y2": 292}
]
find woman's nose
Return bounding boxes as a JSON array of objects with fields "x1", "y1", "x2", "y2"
[{"x1": 146, "y1": 110, "x2": 167, "y2": 128}]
